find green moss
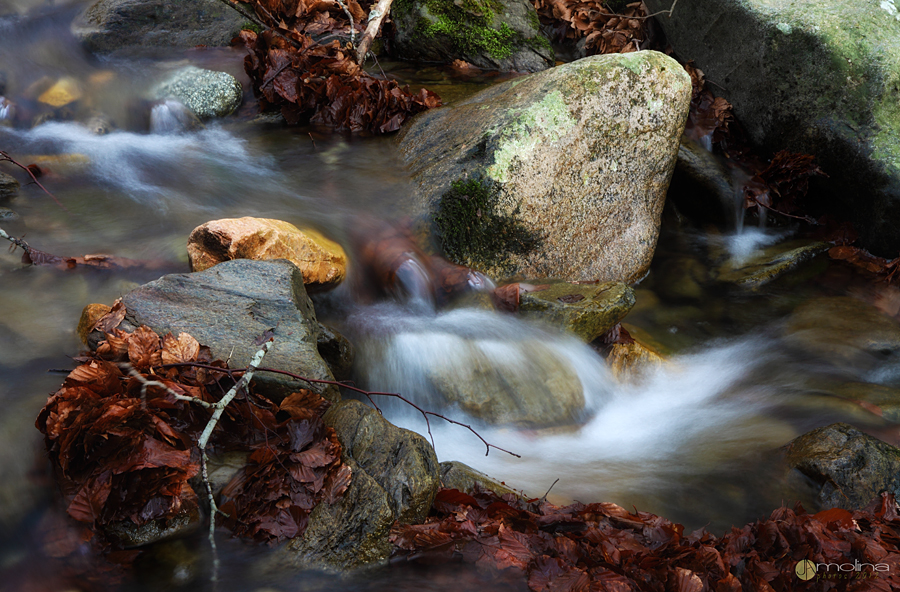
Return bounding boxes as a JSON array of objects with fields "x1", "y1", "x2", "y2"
[
  {"x1": 241, "y1": 21, "x2": 262, "y2": 34},
  {"x1": 434, "y1": 178, "x2": 540, "y2": 271},
  {"x1": 402, "y1": 0, "x2": 522, "y2": 61},
  {"x1": 527, "y1": 8, "x2": 540, "y2": 32}
]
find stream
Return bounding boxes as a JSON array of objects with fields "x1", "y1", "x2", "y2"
[{"x1": 2, "y1": 2, "x2": 900, "y2": 590}]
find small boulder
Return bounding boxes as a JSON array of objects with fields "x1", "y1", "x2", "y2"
[
  {"x1": 606, "y1": 339, "x2": 665, "y2": 382},
  {"x1": 279, "y1": 400, "x2": 440, "y2": 569},
  {"x1": 76, "y1": 302, "x2": 112, "y2": 344},
  {"x1": 0, "y1": 172, "x2": 20, "y2": 200},
  {"x1": 151, "y1": 66, "x2": 242, "y2": 120},
  {"x1": 518, "y1": 281, "x2": 635, "y2": 342},
  {"x1": 398, "y1": 51, "x2": 691, "y2": 283},
  {"x1": 73, "y1": 0, "x2": 246, "y2": 54},
  {"x1": 188, "y1": 217, "x2": 347, "y2": 289},
  {"x1": 391, "y1": 0, "x2": 553, "y2": 72},
  {"x1": 713, "y1": 239, "x2": 830, "y2": 288},
  {"x1": 440, "y1": 460, "x2": 526, "y2": 499},
  {"x1": 119, "y1": 259, "x2": 340, "y2": 402},
  {"x1": 784, "y1": 423, "x2": 900, "y2": 510}
]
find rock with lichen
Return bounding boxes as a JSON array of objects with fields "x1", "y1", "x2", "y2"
[
  {"x1": 391, "y1": 0, "x2": 553, "y2": 72},
  {"x1": 398, "y1": 51, "x2": 691, "y2": 283},
  {"x1": 151, "y1": 66, "x2": 242, "y2": 120}
]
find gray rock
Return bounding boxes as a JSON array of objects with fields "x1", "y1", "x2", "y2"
[
  {"x1": 281, "y1": 457, "x2": 394, "y2": 570},
  {"x1": 325, "y1": 400, "x2": 440, "y2": 524},
  {"x1": 103, "y1": 506, "x2": 200, "y2": 548},
  {"x1": 644, "y1": 0, "x2": 900, "y2": 256},
  {"x1": 440, "y1": 460, "x2": 526, "y2": 499},
  {"x1": 391, "y1": 0, "x2": 553, "y2": 72},
  {"x1": 149, "y1": 99, "x2": 204, "y2": 133},
  {"x1": 712, "y1": 239, "x2": 830, "y2": 288},
  {"x1": 784, "y1": 423, "x2": 900, "y2": 510},
  {"x1": 670, "y1": 136, "x2": 738, "y2": 227},
  {"x1": 279, "y1": 399, "x2": 440, "y2": 570},
  {"x1": 0, "y1": 172, "x2": 19, "y2": 200},
  {"x1": 120, "y1": 259, "x2": 340, "y2": 403},
  {"x1": 398, "y1": 51, "x2": 691, "y2": 284},
  {"x1": 782, "y1": 296, "x2": 900, "y2": 379},
  {"x1": 73, "y1": 0, "x2": 246, "y2": 54},
  {"x1": 518, "y1": 281, "x2": 635, "y2": 342},
  {"x1": 317, "y1": 322, "x2": 354, "y2": 381},
  {"x1": 0, "y1": 207, "x2": 20, "y2": 223},
  {"x1": 152, "y1": 66, "x2": 242, "y2": 119}
]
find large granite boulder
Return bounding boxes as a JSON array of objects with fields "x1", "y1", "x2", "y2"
[
  {"x1": 391, "y1": 0, "x2": 553, "y2": 72},
  {"x1": 784, "y1": 423, "x2": 900, "y2": 510},
  {"x1": 151, "y1": 66, "x2": 242, "y2": 120},
  {"x1": 398, "y1": 51, "x2": 691, "y2": 284},
  {"x1": 644, "y1": 0, "x2": 900, "y2": 256},
  {"x1": 72, "y1": 0, "x2": 246, "y2": 53},
  {"x1": 118, "y1": 259, "x2": 340, "y2": 402},
  {"x1": 279, "y1": 400, "x2": 440, "y2": 569}
]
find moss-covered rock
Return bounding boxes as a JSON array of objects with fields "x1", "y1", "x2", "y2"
[
  {"x1": 391, "y1": 0, "x2": 553, "y2": 72},
  {"x1": 518, "y1": 281, "x2": 635, "y2": 342},
  {"x1": 398, "y1": 51, "x2": 691, "y2": 283},
  {"x1": 644, "y1": 0, "x2": 900, "y2": 257}
]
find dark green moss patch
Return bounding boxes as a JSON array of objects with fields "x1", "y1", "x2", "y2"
[
  {"x1": 241, "y1": 21, "x2": 263, "y2": 34},
  {"x1": 434, "y1": 178, "x2": 540, "y2": 271},
  {"x1": 399, "y1": 0, "x2": 518, "y2": 60}
]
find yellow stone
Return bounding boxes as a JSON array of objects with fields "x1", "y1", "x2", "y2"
[
  {"x1": 76, "y1": 303, "x2": 112, "y2": 344},
  {"x1": 37, "y1": 77, "x2": 83, "y2": 108},
  {"x1": 607, "y1": 339, "x2": 666, "y2": 382},
  {"x1": 187, "y1": 217, "x2": 348, "y2": 287}
]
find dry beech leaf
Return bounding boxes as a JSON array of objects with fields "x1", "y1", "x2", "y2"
[{"x1": 161, "y1": 332, "x2": 200, "y2": 365}]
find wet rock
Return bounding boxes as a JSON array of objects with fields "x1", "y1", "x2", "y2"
[
  {"x1": 427, "y1": 337, "x2": 585, "y2": 427},
  {"x1": 0, "y1": 207, "x2": 19, "y2": 224},
  {"x1": 152, "y1": 66, "x2": 242, "y2": 120},
  {"x1": 782, "y1": 296, "x2": 900, "y2": 379},
  {"x1": 713, "y1": 239, "x2": 829, "y2": 288},
  {"x1": 149, "y1": 99, "x2": 203, "y2": 133},
  {"x1": 652, "y1": 255, "x2": 709, "y2": 300},
  {"x1": 84, "y1": 113, "x2": 114, "y2": 135},
  {"x1": 831, "y1": 382, "x2": 900, "y2": 424},
  {"x1": 325, "y1": 400, "x2": 440, "y2": 524},
  {"x1": 187, "y1": 217, "x2": 347, "y2": 288},
  {"x1": 103, "y1": 505, "x2": 200, "y2": 547},
  {"x1": 280, "y1": 457, "x2": 394, "y2": 570},
  {"x1": 0, "y1": 172, "x2": 19, "y2": 200},
  {"x1": 73, "y1": 0, "x2": 246, "y2": 54},
  {"x1": 398, "y1": 51, "x2": 691, "y2": 284},
  {"x1": 19, "y1": 153, "x2": 91, "y2": 175},
  {"x1": 606, "y1": 339, "x2": 666, "y2": 382},
  {"x1": 276, "y1": 400, "x2": 439, "y2": 570},
  {"x1": 317, "y1": 323, "x2": 353, "y2": 381},
  {"x1": 440, "y1": 460, "x2": 525, "y2": 499},
  {"x1": 391, "y1": 0, "x2": 553, "y2": 72},
  {"x1": 784, "y1": 423, "x2": 900, "y2": 510},
  {"x1": 644, "y1": 0, "x2": 900, "y2": 257},
  {"x1": 76, "y1": 302, "x2": 112, "y2": 344},
  {"x1": 119, "y1": 259, "x2": 340, "y2": 402},
  {"x1": 37, "y1": 77, "x2": 82, "y2": 108},
  {"x1": 669, "y1": 135, "x2": 737, "y2": 226},
  {"x1": 518, "y1": 281, "x2": 635, "y2": 342}
]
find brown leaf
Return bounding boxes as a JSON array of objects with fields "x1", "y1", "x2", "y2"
[
  {"x1": 127, "y1": 326, "x2": 162, "y2": 370},
  {"x1": 161, "y1": 332, "x2": 201, "y2": 365}
]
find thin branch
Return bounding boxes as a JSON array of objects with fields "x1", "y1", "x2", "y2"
[
  {"x1": 119, "y1": 363, "x2": 213, "y2": 408},
  {"x1": 159, "y1": 361, "x2": 520, "y2": 458},
  {"x1": 333, "y1": 0, "x2": 357, "y2": 47},
  {"x1": 605, "y1": 0, "x2": 679, "y2": 20},
  {"x1": 355, "y1": 0, "x2": 392, "y2": 65},
  {"x1": 0, "y1": 151, "x2": 68, "y2": 211},
  {"x1": 214, "y1": 0, "x2": 304, "y2": 50}
]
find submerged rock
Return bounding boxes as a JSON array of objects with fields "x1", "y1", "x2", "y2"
[
  {"x1": 518, "y1": 281, "x2": 635, "y2": 342},
  {"x1": 73, "y1": 0, "x2": 246, "y2": 53},
  {"x1": 606, "y1": 339, "x2": 666, "y2": 383},
  {"x1": 149, "y1": 99, "x2": 203, "y2": 134},
  {"x1": 398, "y1": 51, "x2": 691, "y2": 284},
  {"x1": 279, "y1": 400, "x2": 440, "y2": 569},
  {"x1": 782, "y1": 296, "x2": 900, "y2": 379},
  {"x1": 119, "y1": 259, "x2": 340, "y2": 402},
  {"x1": 391, "y1": 0, "x2": 553, "y2": 72},
  {"x1": 151, "y1": 66, "x2": 242, "y2": 120},
  {"x1": 784, "y1": 423, "x2": 900, "y2": 510},
  {"x1": 712, "y1": 239, "x2": 830, "y2": 288},
  {"x1": 0, "y1": 172, "x2": 20, "y2": 200},
  {"x1": 187, "y1": 217, "x2": 347, "y2": 288},
  {"x1": 644, "y1": 0, "x2": 900, "y2": 257}
]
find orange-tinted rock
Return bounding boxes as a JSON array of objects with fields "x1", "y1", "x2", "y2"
[
  {"x1": 187, "y1": 217, "x2": 347, "y2": 287},
  {"x1": 76, "y1": 302, "x2": 112, "y2": 344}
]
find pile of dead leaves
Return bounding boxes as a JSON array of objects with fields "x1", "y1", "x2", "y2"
[
  {"x1": 393, "y1": 487, "x2": 900, "y2": 591},
  {"x1": 35, "y1": 323, "x2": 350, "y2": 547},
  {"x1": 234, "y1": 2, "x2": 441, "y2": 132},
  {"x1": 533, "y1": 0, "x2": 648, "y2": 55}
]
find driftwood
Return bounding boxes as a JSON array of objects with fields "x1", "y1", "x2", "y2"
[{"x1": 356, "y1": 0, "x2": 393, "y2": 64}]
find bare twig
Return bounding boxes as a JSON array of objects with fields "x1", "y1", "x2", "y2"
[
  {"x1": 214, "y1": 0, "x2": 304, "y2": 50},
  {"x1": 0, "y1": 151, "x2": 68, "y2": 211},
  {"x1": 606, "y1": 0, "x2": 679, "y2": 20},
  {"x1": 119, "y1": 363, "x2": 213, "y2": 408},
  {"x1": 333, "y1": 0, "x2": 357, "y2": 47},
  {"x1": 160, "y1": 361, "x2": 521, "y2": 458},
  {"x1": 355, "y1": 0, "x2": 392, "y2": 65}
]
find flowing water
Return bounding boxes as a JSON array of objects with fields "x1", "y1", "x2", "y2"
[{"x1": 2, "y1": 2, "x2": 900, "y2": 590}]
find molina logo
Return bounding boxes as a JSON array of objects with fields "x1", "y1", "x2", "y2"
[{"x1": 795, "y1": 558, "x2": 890, "y2": 581}]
